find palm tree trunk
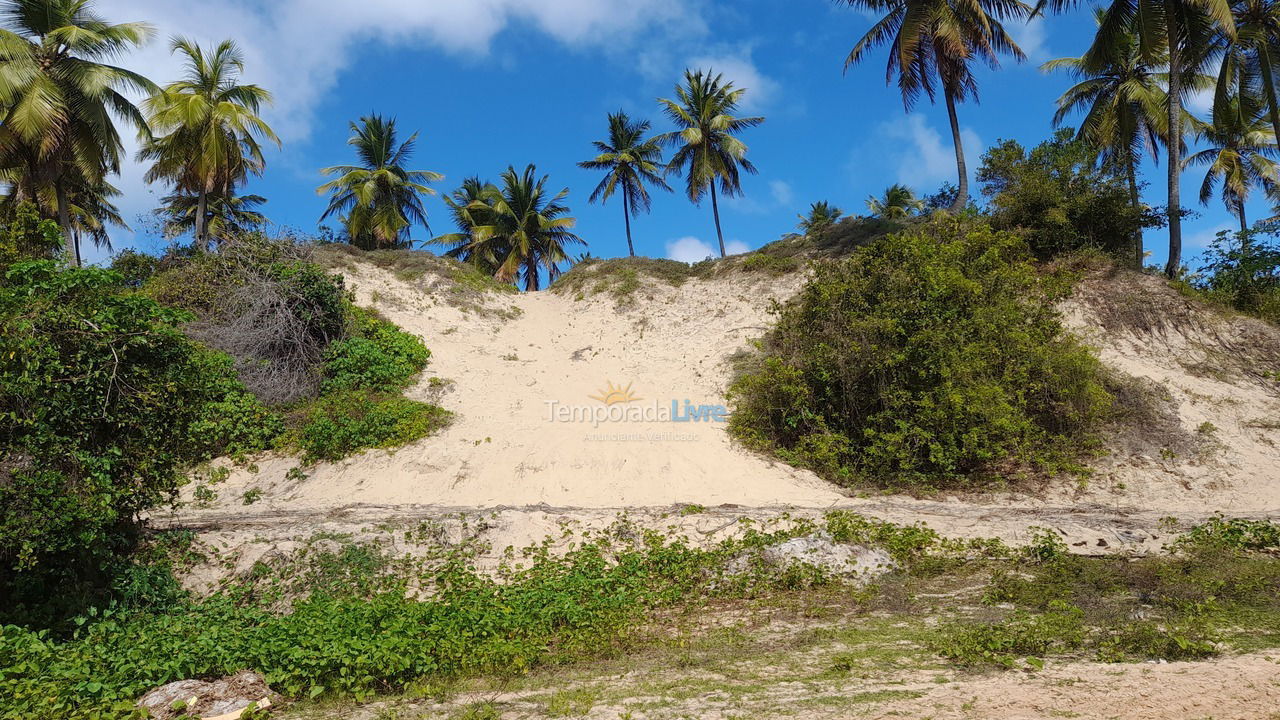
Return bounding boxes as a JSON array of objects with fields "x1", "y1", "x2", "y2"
[
  {"x1": 195, "y1": 189, "x2": 210, "y2": 252},
  {"x1": 1239, "y1": 203, "x2": 1248, "y2": 235},
  {"x1": 710, "y1": 182, "x2": 726, "y2": 258},
  {"x1": 1260, "y1": 45, "x2": 1280, "y2": 151},
  {"x1": 623, "y1": 193, "x2": 635, "y2": 257},
  {"x1": 1125, "y1": 150, "x2": 1143, "y2": 269},
  {"x1": 1163, "y1": 5, "x2": 1183, "y2": 279},
  {"x1": 56, "y1": 181, "x2": 78, "y2": 267},
  {"x1": 944, "y1": 88, "x2": 969, "y2": 213}
]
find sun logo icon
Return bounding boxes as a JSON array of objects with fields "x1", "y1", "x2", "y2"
[{"x1": 589, "y1": 380, "x2": 641, "y2": 406}]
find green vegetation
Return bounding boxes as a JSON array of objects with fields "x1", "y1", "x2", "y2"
[
  {"x1": 796, "y1": 201, "x2": 844, "y2": 238},
  {"x1": 293, "y1": 391, "x2": 451, "y2": 463},
  {"x1": 321, "y1": 306, "x2": 431, "y2": 393},
  {"x1": 0, "y1": 0, "x2": 156, "y2": 265},
  {"x1": 837, "y1": 0, "x2": 1030, "y2": 212},
  {"x1": 1041, "y1": 8, "x2": 1176, "y2": 269},
  {"x1": 3, "y1": 511, "x2": 1277, "y2": 719},
  {"x1": 430, "y1": 166, "x2": 584, "y2": 290},
  {"x1": 0, "y1": 260, "x2": 278, "y2": 623},
  {"x1": 978, "y1": 129, "x2": 1162, "y2": 260},
  {"x1": 656, "y1": 69, "x2": 764, "y2": 258},
  {"x1": 578, "y1": 111, "x2": 671, "y2": 257},
  {"x1": 937, "y1": 521, "x2": 1280, "y2": 666},
  {"x1": 1191, "y1": 229, "x2": 1280, "y2": 323},
  {"x1": 317, "y1": 115, "x2": 441, "y2": 250},
  {"x1": 0, "y1": 519, "x2": 850, "y2": 719},
  {"x1": 729, "y1": 219, "x2": 1113, "y2": 489},
  {"x1": 140, "y1": 37, "x2": 278, "y2": 250},
  {"x1": 866, "y1": 184, "x2": 925, "y2": 219}
]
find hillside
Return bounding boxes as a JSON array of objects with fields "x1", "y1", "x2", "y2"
[{"x1": 158, "y1": 246, "x2": 1280, "y2": 585}]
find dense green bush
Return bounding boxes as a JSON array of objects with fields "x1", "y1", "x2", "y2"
[
  {"x1": 1192, "y1": 229, "x2": 1280, "y2": 323},
  {"x1": 978, "y1": 129, "x2": 1161, "y2": 262},
  {"x1": 0, "y1": 203, "x2": 62, "y2": 267},
  {"x1": 0, "y1": 261, "x2": 280, "y2": 620},
  {"x1": 729, "y1": 219, "x2": 1113, "y2": 488},
  {"x1": 295, "y1": 391, "x2": 451, "y2": 463},
  {"x1": 106, "y1": 249, "x2": 159, "y2": 289},
  {"x1": 321, "y1": 306, "x2": 430, "y2": 393},
  {"x1": 184, "y1": 351, "x2": 285, "y2": 459},
  {"x1": 142, "y1": 236, "x2": 351, "y2": 404}
]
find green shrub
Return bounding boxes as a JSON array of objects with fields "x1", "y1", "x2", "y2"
[
  {"x1": 107, "y1": 249, "x2": 159, "y2": 289},
  {"x1": 0, "y1": 203, "x2": 62, "y2": 267},
  {"x1": 1192, "y1": 230, "x2": 1280, "y2": 323},
  {"x1": 295, "y1": 391, "x2": 451, "y2": 463},
  {"x1": 1176, "y1": 515, "x2": 1280, "y2": 553},
  {"x1": 0, "y1": 261, "x2": 277, "y2": 622},
  {"x1": 729, "y1": 219, "x2": 1112, "y2": 489},
  {"x1": 824, "y1": 511, "x2": 940, "y2": 563},
  {"x1": 184, "y1": 351, "x2": 285, "y2": 459},
  {"x1": 978, "y1": 129, "x2": 1161, "y2": 262},
  {"x1": 933, "y1": 602, "x2": 1086, "y2": 668},
  {"x1": 321, "y1": 307, "x2": 430, "y2": 393}
]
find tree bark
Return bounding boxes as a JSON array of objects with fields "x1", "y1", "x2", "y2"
[
  {"x1": 195, "y1": 189, "x2": 210, "y2": 252},
  {"x1": 56, "y1": 180, "x2": 77, "y2": 267},
  {"x1": 710, "y1": 181, "x2": 726, "y2": 258},
  {"x1": 1239, "y1": 203, "x2": 1248, "y2": 235},
  {"x1": 944, "y1": 88, "x2": 969, "y2": 213},
  {"x1": 1164, "y1": 4, "x2": 1184, "y2": 278},
  {"x1": 623, "y1": 190, "x2": 634, "y2": 257},
  {"x1": 1126, "y1": 150, "x2": 1143, "y2": 269}
]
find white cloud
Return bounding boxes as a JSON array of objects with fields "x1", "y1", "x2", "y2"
[
  {"x1": 88, "y1": 0, "x2": 708, "y2": 256},
  {"x1": 665, "y1": 235, "x2": 749, "y2": 262},
  {"x1": 1186, "y1": 223, "x2": 1235, "y2": 252},
  {"x1": 769, "y1": 179, "x2": 794, "y2": 207},
  {"x1": 1006, "y1": 16, "x2": 1049, "y2": 63},
  {"x1": 684, "y1": 48, "x2": 778, "y2": 110},
  {"x1": 879, "y1": 114, "x2": 981, "y2": 191}
]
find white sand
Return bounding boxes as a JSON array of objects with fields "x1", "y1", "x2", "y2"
[{"x1": 172, "y1": 258, "x2": 1280, "y2": 550}]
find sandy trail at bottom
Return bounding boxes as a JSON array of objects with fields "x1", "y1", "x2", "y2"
[{"x1": 871, "y1": 652, "x2": 1280, "y2": 720}]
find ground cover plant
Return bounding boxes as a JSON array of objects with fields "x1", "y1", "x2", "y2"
[{"x1": 3, "y1": 513, "x2": 1278, "y2": 719}]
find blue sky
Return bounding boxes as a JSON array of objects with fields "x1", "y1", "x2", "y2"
[{"x1": 96, "y1": 0, "x2": 1240, "y2": 270}]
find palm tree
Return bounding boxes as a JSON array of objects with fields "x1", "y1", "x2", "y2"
[
  {"x1": 431, "y1": 165, "x2": 584, "y2": 291},
  {"x1": 1186, "y1": 90, "x2": 1278, "y2": 233},
  {"x1": 1217, "y1": 0, "x2": 1280, "y2": 152},
  {"x1": 140, "y1": 37, "x2": 278, "y2": 251},
  {"x1": 318, "y1": 115, "x2": 442, "y2": 250},
  {"x1": 656, "y1": 69, "x2": 765, "y2": 258},
  {"x1": 578, "y1": 111, "x2": 670, "y2": 257},
  {"x1": 155, "y1": 191, "x2": 267, "y2": 241},
  {"x1": 65, "y1": 179, "x2": 125, "y2": 256},
  {"x1": 1038, "y1": 0, "x2": 1235, "y2": 276},
  {"x1": 0, "y1": 0, "x2": 157, "y2": 265},
  {"x1": 1043, "y1": 9, "x2": 1174, "y2": 267},
  {"x1": 866, "y1": 184, "x2": 926, "y2": 218},
  {"x1": 837, "y1": 0, "x2": 1031, "y2": 213},
  {"x1": 797, "y1": 201, "x2": 844, "y2": 236},
  {"x1": 433, "y1": 176, "x2": 502, "y2": 275}
]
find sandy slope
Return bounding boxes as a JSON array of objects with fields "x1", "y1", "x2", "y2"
[{"x1": 166, "y1": 258, "x2": 1280, "y2": 554}]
